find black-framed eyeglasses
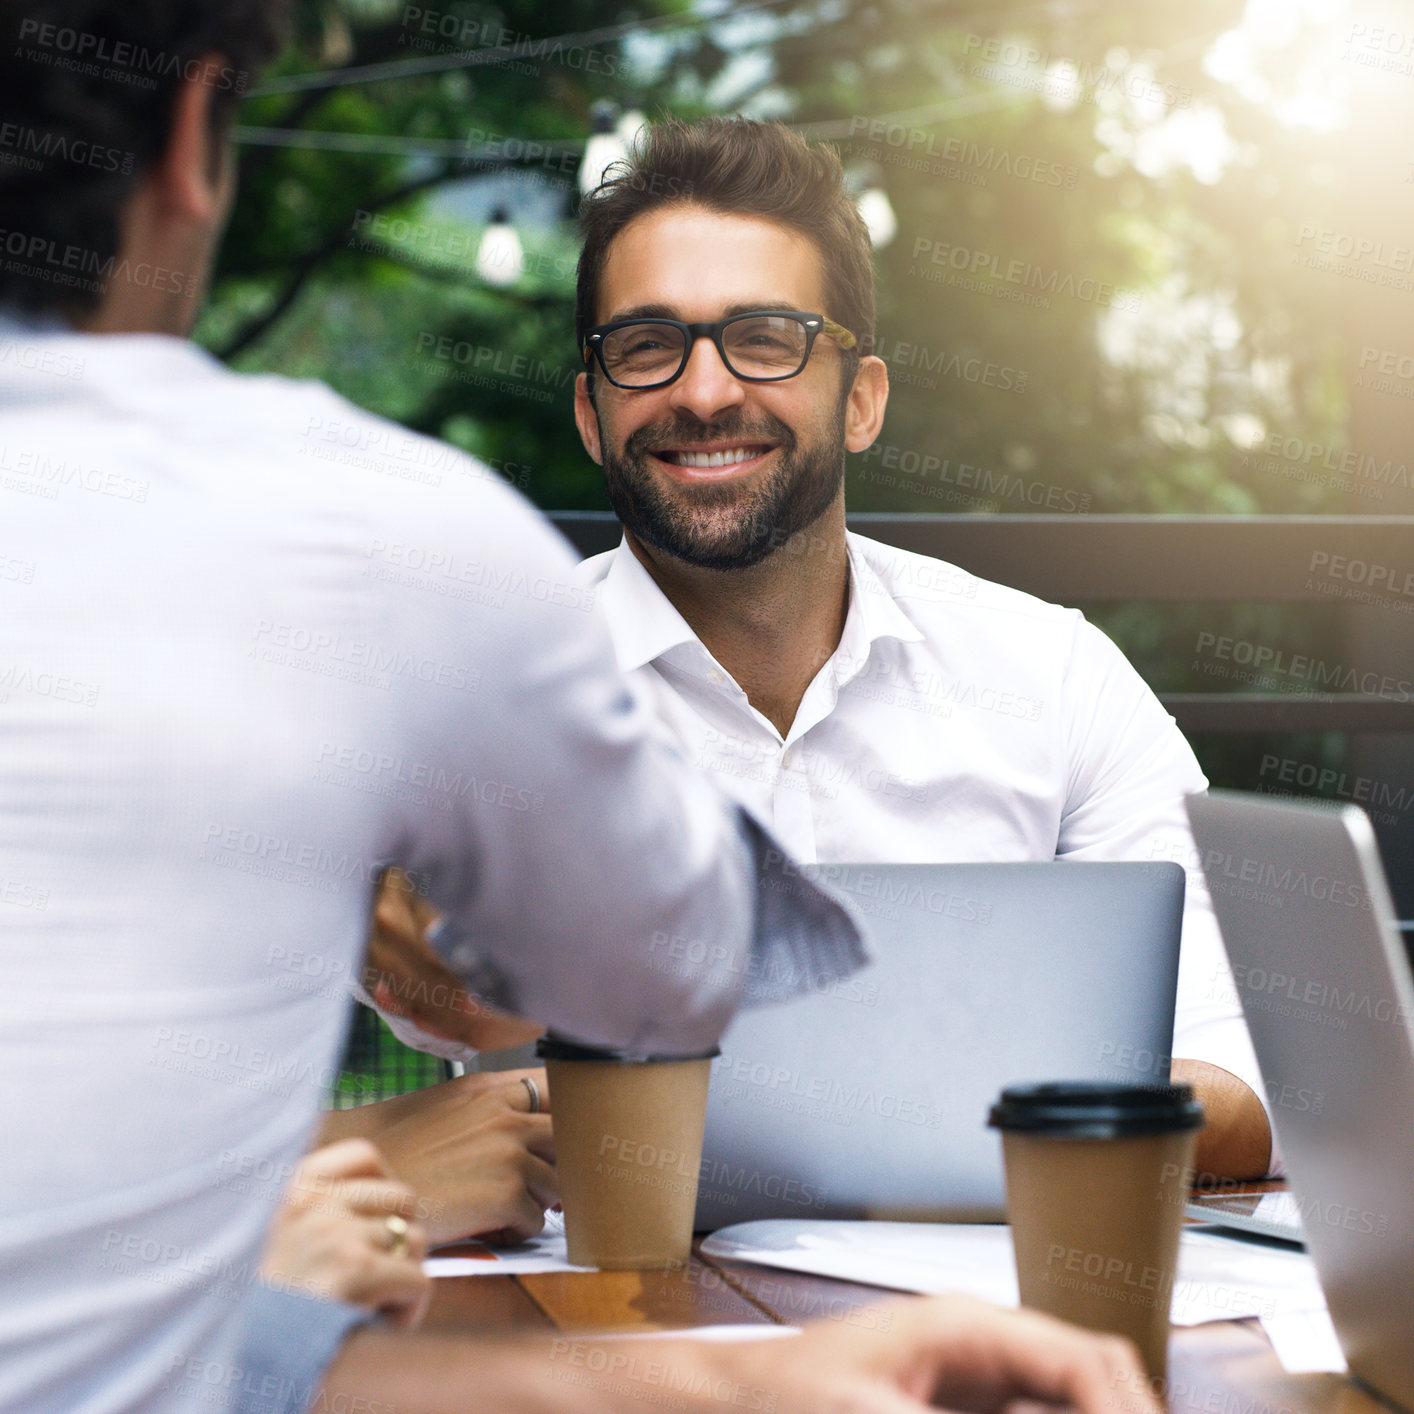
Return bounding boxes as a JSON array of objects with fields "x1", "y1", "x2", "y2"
[{"x1": 583, "y1": 310, "x2": 859, "y2": 389}]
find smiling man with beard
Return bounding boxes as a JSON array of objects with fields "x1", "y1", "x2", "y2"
[
  {"x1": 574, "y1": 173, "x2": 884, "y2": 738},
  {"x1": 600, "y1": 358, "x2": 847, "y2": 575},
  {"x1": 570, "y1": 116, "x2": 1276, "y2": 1183}
]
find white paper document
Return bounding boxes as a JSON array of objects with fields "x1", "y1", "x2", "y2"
[
  {"x1": 706, "y1": 1221, "x2": 1019, "y2": 1304},
  {"x1": 424, "y1": 1210, "x2": 589, "y2": 1276},
  {"x1": 1259, "y1": 1308, "x2": 1347, "y2": 1374},
  {"x1": 700, "y1": 1220, "x2": 1328, "y2": 1328}
]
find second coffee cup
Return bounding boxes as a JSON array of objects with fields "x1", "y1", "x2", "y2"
[
  {"x1": 988, "y1": 1081, "x2": 1205, "y2": 1380},
  {"x1": 538, "y1": 1035, "x2": 717, "y2": 1270}
]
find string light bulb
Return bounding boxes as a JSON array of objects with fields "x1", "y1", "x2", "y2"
[
  {"x1": 579, "y1": 99, "x2": 630, "y2": 196},
  {"x1": 856, "y1": 165, "x2": 897, "y2": 249},
  {"x1": 475, "y1": 206, "x2": 523, "y2": 288}
]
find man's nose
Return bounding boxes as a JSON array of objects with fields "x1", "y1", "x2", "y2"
[{"x1": 667, "y1": 334, "x2": 746, "y2": 422}]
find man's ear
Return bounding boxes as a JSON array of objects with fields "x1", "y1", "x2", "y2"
[
  {"x1": 574, "y1": 371, "x2": 604, "y2": 465},
  {"x1": 152, "y1": 55, "x2": 232, "y2": 224},
  {"x1": 843, "y1": 354, "x2": 889, "y2": 454}
]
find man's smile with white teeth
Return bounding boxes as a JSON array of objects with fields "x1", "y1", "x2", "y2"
[{"x1": 658, "y1": 446, "x2": 771, "y2": 468}]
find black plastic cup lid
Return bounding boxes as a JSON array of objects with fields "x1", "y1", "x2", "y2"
[
  {"x1": 988, "y1": 1081, "x2": 1204, "y2": 1139},
  {"x1": 536, "y1": 1033, "x2": 721, "y2": 1065}
]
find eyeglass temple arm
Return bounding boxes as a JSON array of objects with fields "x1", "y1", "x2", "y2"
[{"x1": 818, "y1": 317, "x2": 858, "y2": 350}]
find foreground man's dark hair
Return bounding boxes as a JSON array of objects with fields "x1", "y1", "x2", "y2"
[{"x1": 0, "y1": 0, "x2": 289, "y2": 315}]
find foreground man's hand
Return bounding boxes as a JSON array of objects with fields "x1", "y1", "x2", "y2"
[
  {"x1": 316, "y1": 1292, "x2": 1165, "y2": 1414},
  {"x1": 367, "y1": 867, "x2": 545, "y2": 1050},
  {"x1": 319, "y1": 1069, "x2": 558, "y2": 1246},
  {"x1": 260, "y1": 1139, "x2": 430, "y2": 1328},
  {"x1": 699, "y1": 1295, "x2": 1165, "y2": 1414}
]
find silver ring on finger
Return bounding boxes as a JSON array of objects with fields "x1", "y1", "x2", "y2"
[{"x1": 521, "y1": 1075, "x2": 541, "y2": 1114}]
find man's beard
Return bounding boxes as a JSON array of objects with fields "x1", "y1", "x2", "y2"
[{"x1": 600, "y1": 406, "x2": 845, "y2": 572}]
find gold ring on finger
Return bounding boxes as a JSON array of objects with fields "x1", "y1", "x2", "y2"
[{"x1": 383, "y1": 1213, "x2": 411, "y2": 1258}]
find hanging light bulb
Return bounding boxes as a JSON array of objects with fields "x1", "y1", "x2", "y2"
[
  {"x1": 616, "y1": 108, "x2": 648, "y2": 151},
  {"x1": 475, "y1": 206, "x2": 523, "y2": 289},
  {"x1": 855, "y1": 165, "x2": 897, "y2": 250},
  {"x1": 579, "y1": 99, "x2": 629, "y2": 197}
]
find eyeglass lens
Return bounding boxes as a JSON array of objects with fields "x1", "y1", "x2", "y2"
[{"x1": 600, "y1": 315, "x2": 809, "y2": 385}]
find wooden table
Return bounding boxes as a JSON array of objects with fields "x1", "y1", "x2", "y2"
[{"x1": 422, "y1": 1228, "x2": 1385, "y2": 1414}]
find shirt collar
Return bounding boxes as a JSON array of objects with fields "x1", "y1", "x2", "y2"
[
  {"x1": 841, "y1": 532, "x2": 926, "y2": 665},
  {"x1": 597, "y1": 538, "x2": 702, "y2": 673},
  {"x1": 596, "y1": 531, "x2": 925, "y2": 676}
]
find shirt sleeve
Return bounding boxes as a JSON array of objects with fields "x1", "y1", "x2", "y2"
[
  {"x1": 1057, "y1": 618, "x2": 1280, "y2": 1174},
  {"x1": 370, "y1": 485, "x2": 866, "y2": 1058},
  {"x1": 353, "y1": 812, "x2": 866, "y2": 1061},
  {"x1": 233, "y1": 1284, "x2": 370, "y2": 1414}
]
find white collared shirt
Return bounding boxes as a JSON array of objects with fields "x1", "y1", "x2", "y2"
[
  {"x1": 579, "y1": 533, "x2": 1271, "y2": 1141},
  {"x1": 0, "y1": 316, "x2": 861, "y2": 1414}
]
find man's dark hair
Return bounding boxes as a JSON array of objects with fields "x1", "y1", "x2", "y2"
[
  {"x1": 0, "y1": 1, "x2": 289, "y2": 316},
  {"x1": 575, "y1": 117, "x2": 876, "y2": 368}
]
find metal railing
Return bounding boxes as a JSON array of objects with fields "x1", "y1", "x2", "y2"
[{"x1": 551, "y1": 512, "x2": 1414, "y2": 737}]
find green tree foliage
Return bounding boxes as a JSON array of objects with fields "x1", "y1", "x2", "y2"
[
  {"x1": 203, "y1": 0, "x2": 1409, "y2": 818},
  {"x1": 202, "y1": 0, "x2": 704, "y2": 507},
  {"x1": 204, "y1": 0, "x2": 1367, "y2": 518},
  {"x1": 772, "y1": 0, "x2": 1362, "y2": 516}
]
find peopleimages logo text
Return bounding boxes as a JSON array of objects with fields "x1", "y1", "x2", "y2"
[
  {"x1": 17, "y1": 21, "x2": 247, "y2": 90},
  {"x1": 1202, "y1": 849, "x2": 1371, "y2": 910}
]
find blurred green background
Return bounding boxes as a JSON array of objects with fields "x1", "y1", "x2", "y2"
[{"x1": 207, "y1": 0, "x2": 1414, "y2": 817}]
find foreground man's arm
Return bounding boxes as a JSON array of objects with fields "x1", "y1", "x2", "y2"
[
  {"x1": 356, "y1": 865, "x2": 548, "y2": 1057},
  {"x1": 315, "y1": 1295, "x2": 1164, "y2": 1414}
]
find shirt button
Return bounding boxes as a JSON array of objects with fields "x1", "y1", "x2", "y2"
[
  {"x1": 782, "y1": 748, "x2": 796, "y2": 769},
  {"x1": 708, "y1": 669, "x2": 724, "y2": 684}
]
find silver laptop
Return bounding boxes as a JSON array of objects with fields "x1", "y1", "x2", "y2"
[
  {"x1": 1187, "y1": 791, "x2": 1414, "y2": 1413},
  {"x1": 696, "y1": 861, "x2": 1184, "y2": 1227},
  {"x1": 1184, "y1": 1188, "x2": 1305, "y2": 1244}
]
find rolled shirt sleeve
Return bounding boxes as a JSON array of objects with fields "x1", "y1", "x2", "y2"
[{"x1": 1058, "y1": 619, "x2": 1278, "y2": 1172}]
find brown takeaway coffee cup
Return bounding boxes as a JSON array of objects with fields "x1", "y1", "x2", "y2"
[
  {"x1": 988, "y1": 1081, "x2": 1205, "y2": 1380},
  {"x1": 538, "y1": 1034, "x2": 717, "y2": 1271}
]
